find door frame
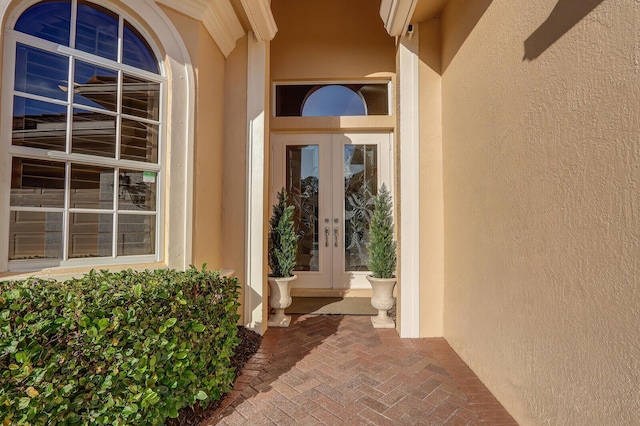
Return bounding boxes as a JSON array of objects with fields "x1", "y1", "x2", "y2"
[{"x1": 271, "y1": 132, "x2": 394, "y2": 290}]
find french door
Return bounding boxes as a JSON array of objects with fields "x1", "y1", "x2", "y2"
[{"x1": 272, "y1": 133, "x2": 392, "y2": 289}]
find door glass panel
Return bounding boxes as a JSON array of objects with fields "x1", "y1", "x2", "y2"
[
  {"x1": 344, "y1": 144, "x2": 377, "y2": 271},
  {"x1": 286, "y1": 145, "x2": 319, "y2": 271}
]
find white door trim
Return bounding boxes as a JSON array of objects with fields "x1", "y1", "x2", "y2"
[{"x1": 271, "y1": 132, "x2": 393, "y2": 290}]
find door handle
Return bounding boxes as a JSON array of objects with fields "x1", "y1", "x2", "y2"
[
  {"x1": 333, "y1": 227, "x2": 339, "y2": 247},
  {"x1": 324, "y1": 227, "x2": 330, "y2": 247}
]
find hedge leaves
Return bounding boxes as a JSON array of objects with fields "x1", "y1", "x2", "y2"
[{"x1": 0, "y1": 267, "x2": 240, "y2": 425}]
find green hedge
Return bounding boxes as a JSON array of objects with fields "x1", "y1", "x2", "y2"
[{"x1": 0, "y1": 266, "x2": 240, "y2": 425}]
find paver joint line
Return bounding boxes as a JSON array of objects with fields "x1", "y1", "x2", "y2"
[{"x1": 204, "y1": 315, "x2": 517, "y2": 425}]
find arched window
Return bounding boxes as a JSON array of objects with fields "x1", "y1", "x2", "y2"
[
  {"x1": 301, "y1": 85, "x2": 366, "y2": 116},
  {"x1": 3, "y1": 0, "x2": 164, "y2": 270},
  {"x1": 275, "y1": 82, "x2": 390, "y2": 117}
]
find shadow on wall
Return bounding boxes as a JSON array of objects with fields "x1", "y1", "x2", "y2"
[
  {"x1": 441, "y1": 0, "x2": 493, "y2": 72},
  {"x1": 524, "y1": 0, "x2": 605, "y2": 61}
]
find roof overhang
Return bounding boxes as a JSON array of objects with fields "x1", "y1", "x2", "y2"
[
  {"x1": 379, "y1": 0, "x2": 418, "y2": 37},
  {"x1": 241, "y1": 0, "x2": 278, "y2": 41},
  {"x1": 156, "y1": 0, "x2": 277, "y2": 57},
  {"x1": 380, "y1": 0, "x2": 449, "y2": 36}
]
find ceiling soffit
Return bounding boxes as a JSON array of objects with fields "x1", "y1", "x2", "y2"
[{"x1": 411, "y1": 0, "x2": 449, "y2": 23}]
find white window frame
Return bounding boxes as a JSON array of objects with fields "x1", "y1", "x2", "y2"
[
  {"x1": 272, "y1": 80, "x2": 393, "y2": 117},
  {"x1": 0, "y1": 0, "x2": 171, "y2": 272}
]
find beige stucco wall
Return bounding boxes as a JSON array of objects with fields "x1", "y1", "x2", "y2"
[
  {"x1": 418, "y1": 19, "x2": 444, "y2": 337},
  {"x1": 271, "y1": 0, "x2": 395, "y2": 80},
  {"x1": 222, "y1": 35, "x2": 249, "y2": 324},
  {"x1": 439, "y1": 0, "x2": 640, "y2": 424},
  {"x1": 161, "y1": 7, "x2": 226, "y2": 269}
]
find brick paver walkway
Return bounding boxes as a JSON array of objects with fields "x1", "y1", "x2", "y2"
[{"x1": 204, "y1": 315, "x2": 518, "y2": 425}]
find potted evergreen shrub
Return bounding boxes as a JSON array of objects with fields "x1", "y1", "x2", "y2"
[
  {"x1": 267, "y1": 188, "x2": 298, "y2": 327},
  {"x1": 366, "y1": 184, "x2": 397, "y2": 328}
]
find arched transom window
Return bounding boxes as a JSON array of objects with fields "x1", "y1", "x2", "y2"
[{"x1": 2, "y1": 0, "x2": 165, "y2": 270}]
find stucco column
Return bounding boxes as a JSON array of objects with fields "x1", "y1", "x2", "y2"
[
  {"x1": 244, "y1": 32, "x2": 268, "y2": 334},
  {"x1": 398, "y1": 29, "x2": 420, "y2": 338}
]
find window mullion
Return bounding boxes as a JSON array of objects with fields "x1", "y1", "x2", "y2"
[
  {"x1": 63, "y1": 162, "x2": 71, "y2": 261},
  {"x1": 118, "y1": 16, "x2": 124, "y2": 64},
  {"x1": 116, "y1": 70, "x2": 123, "y2": 160},
  {"x1": 62, "y1": 48, "x2": 74, "y2": 262},
  {"x1": 113, "y1": 167, "x2": 119, "y2": 258},
  {"x1": 70, "y1": 0, "x2": 78, "y2": 50},
  {"x1": 66, "y1": 56, "x2": 75, "y2": 154},
  {"x1": 45, "y1": 151, "x2": 161, "y2": 172},
  {"x1": 13, "y1": 91, "x2": 69, "y2": 107}
]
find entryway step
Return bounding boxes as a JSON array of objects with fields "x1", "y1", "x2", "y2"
[{"x1": 285, "y1": 296, "x2": 382, "y2": 315}]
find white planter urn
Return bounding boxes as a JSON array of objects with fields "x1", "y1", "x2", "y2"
[
  {"x1": 267, "y1": 275, "x2": 297, "y2": 327},
  {"x1": 366, "y1": 276, "x2": 397, "y2": 329}
]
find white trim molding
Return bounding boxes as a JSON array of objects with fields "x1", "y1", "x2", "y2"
[
  {"x1": 244, "y1": 32, "x2": 268, "y2": 334},
  {"x1": 241, "y1": 0, "x2": 278, "y2": 42},
  {"x1": 379, "y1": 0, "x2": 418, "y2": 37},
  {"x1": 136, "y1": 0, "x2": 196, "y2": 270},
  {"x1": 398, "y1": 28, "x2": 420, "y2": 338},
  {"x1": 156, "y1": 0, "x2": 244, "y2": 57}
]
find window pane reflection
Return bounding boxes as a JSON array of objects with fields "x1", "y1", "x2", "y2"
[
  {"x1": 15, "y1": 2, "x2": 71, "y2": 46},
  {"x1": 118, "y1": 214, "x2": 155, "y2": 255},
  {"x1": 286, "y1": 145, "x2": 319, "y2": 272},
  {"x1": 118, "y1": 170, "x2": 156, "y2": 211},
  {"x1": 68, "y1": 213, "x2": 113, "y2": 258},
  {"x1": 122, "y1": 74, "x2": 160, "y2": 121},
  {"x1": 12, "y1": 96, "x2": 67, "y2": 151},
  {"x1": 15, "y1": 44, "x2": 68, "y2": 101},
  {"x1": 276, "y1": 83, "x2": 389, "y2": 117},
  {"x1": 71, "y1": 109, "x2": 116, "y2": 157},
  {"x1": 123, "y1": 21, "x2": 159, "y2": 74},
  {"x1": 344, "y1": 145, "x2": 377, "y2": 271},
  {"x1": 70, "y1": 164, "x2": 114, "y2": 209},
  {"x1": 73, "y1": 61, "x2": 118, "y2": 111},
  {"x1": 121, "y1": 119, "x2": 158, "y2": 163},
  {"x1": 302, "y1": 85, "x2": 366, "y2": 117},
  {"x1": 76, "y1": 1, "x2": 118, "y2": 60},
  {"x1": 8, "y1": 1, "x2": 162, "y2": 265},
  {"x1": 9, "y1": 211, "x2": 63, "y2": 260},
  {"x1": 11, "y1": 157, "x2": 65, "y2": 208}
]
